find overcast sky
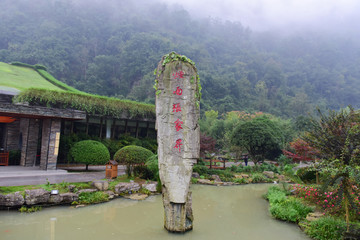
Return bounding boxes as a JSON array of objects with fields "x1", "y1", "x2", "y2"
[{"x1": 162, "y1": 0, "x2": 360, "y2": 33}]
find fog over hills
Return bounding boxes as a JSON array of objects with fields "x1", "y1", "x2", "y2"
[
  {"x1": 162, "y1": 0, "x2": 360, "y2": 34},
  {"x1": 0, "y1": 0, "x2": 359, "y2": 118}
]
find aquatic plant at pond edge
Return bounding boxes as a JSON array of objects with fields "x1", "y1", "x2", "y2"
[
  {"x1": 18, "y1": 206, "x2": 42, "y2": 213},
  {"x1": 266, "y1": 186, "x2": 313, "y2": 223}
]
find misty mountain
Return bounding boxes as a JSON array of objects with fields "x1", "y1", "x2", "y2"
[{"x1": 0, "y1": 0, "x2": 359, "y2": 118}]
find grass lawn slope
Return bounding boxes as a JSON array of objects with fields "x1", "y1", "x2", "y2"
[{"x1": 0, "y1": 62, "x2": 64, "y2": 92}]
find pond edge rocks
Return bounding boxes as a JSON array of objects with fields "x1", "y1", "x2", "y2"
[{"x1": 0, "y1": 181, "x2": 159, "y2": 210}]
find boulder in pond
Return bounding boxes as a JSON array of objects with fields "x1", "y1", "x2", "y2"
[
  {"x1": 124, "y1": 193, "x2": 148, "y2": 201},
  {"x1": 25, "y1": 189, "x2": 50, "y2": 205},
  {"x1": 142, "y1": 183, "x2": 157, "y2": 193},
  {"x1": 0, "y1": 192, "x2": 25, "y2": 207},
  {"x1": 92, "y1": 180, "x2": 109, "y2": 191},
  {"x1": 114, "y1": 182, "x2": 140, "y2": 194},
  {"x1": 105, "y1": 191, "x2": 116, "y2": 200},
  {"x1": 60, "y1": 193, "x2": 79, "y2": 203},
  {"x1": 197, "y1": 179, "x2": 214, "y2": 185},
  {"x1": 49, "y1": 193, "x2": 79, "y2": 204}
]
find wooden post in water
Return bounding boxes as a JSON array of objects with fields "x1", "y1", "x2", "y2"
[{"x1": 155, "y1": 52, "x2": 200, "y2": 232}]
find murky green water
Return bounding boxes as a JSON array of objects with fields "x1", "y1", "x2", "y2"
[{"x1": 0, "y1": 184, "x2": 310, "y2": 240}]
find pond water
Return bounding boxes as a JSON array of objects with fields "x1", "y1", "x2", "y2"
[{"x1": 0, "y1": 184, "x2": 310, "y2": 240}]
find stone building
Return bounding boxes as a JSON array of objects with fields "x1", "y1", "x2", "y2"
[{"x1": 0, "y1": 62, "x2": 156, "y2": 170}]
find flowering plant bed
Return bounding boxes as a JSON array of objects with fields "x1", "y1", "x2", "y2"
[{"x1": 292, "y1": 184, "x2": 360, "y2": 219}]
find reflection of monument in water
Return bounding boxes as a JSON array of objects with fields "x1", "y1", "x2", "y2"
[
  {"x1": 50, "y1": 217, "x2": 56, "y2": 240},
  {"x1": 155, "y1": 52, "x2": 200, "y2": 232}
]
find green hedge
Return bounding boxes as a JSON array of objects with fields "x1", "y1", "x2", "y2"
[
  {"x1": 14, "y1": 88, "x2": 156, "y2": 119},
  {"x1": 70, "y1": 140, "x2": 110, "y2": 170},
  {"x1": 34, "y1": 64, "x2": 47, "y2": 71},
  {"x1": 58, "y1": 134, "x2": 157, "y2": 164},
  {"x1": 114, "y1": 145, "x2": 154, "y2": 176},
  {"x1": 11, "y1": 62, "x2": 35, "y2": 68}
]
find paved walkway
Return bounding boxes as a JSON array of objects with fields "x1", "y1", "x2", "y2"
[
  {"x1": 0, "y1": 162, "x2": 259, "y2": 187},
  {"x1": 0, "y1": 165, "x2": 126, "y2": 187}
]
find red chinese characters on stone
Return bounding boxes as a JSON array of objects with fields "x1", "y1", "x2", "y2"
[
  {"x1": 172, "y1": 103, "x2": 181, "y2": 112},
  {"x1": 173, "y1": 71, "x2": 184, "y2": 80},
  {"x1": 173, "y1": 86, "x2": 183, "y2": 96},
  {"x1": 172, "y1": 71, "x2": 184, "y2": 153},
  {"x1": 174, "y1": 139, "x2": 182, "y2": 152},
  {"x1": 174, "y1": 119, "x2": 183, "y2": 131}
]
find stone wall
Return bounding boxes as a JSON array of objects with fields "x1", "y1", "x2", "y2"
[
  {"x1": 40, "y1": 119, "x2": 61, "y2": 170},
  {"x1": 5, "y1": 120, "x2": 20, "y2": 151},
  {"x1": 20, "y1": 118, "x2": 40, "y2": 167},
  {"x1": 19, "y1": 118, "x2": 29, "y2": 166}
]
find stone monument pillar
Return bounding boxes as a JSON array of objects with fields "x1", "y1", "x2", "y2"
[{"x1": 155, "y1": 52, "x2": 200, "y2": 232}]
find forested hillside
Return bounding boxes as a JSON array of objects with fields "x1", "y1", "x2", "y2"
[{"x1": 1, "y1": 0, "x2": 359, "y2": 118}]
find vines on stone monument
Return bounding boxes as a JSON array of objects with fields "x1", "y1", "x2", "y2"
[{"x1": 154, "y1": 52, "x2": 202, "y2": 108}]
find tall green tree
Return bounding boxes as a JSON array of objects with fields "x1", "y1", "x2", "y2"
[{"x1": 231, "y1": 116, "x2": 285, "y2": 164}]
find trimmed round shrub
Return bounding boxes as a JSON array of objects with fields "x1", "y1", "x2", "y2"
[
  {"x1": 70, "y1": 140, "x2": 110, "y2": 170},
  {"x1": 145, "y1": 155, "x2": 159, "y2": 180},
  {"x1": 114, "y1": 145, "x2": 154, "y2": 177}
]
